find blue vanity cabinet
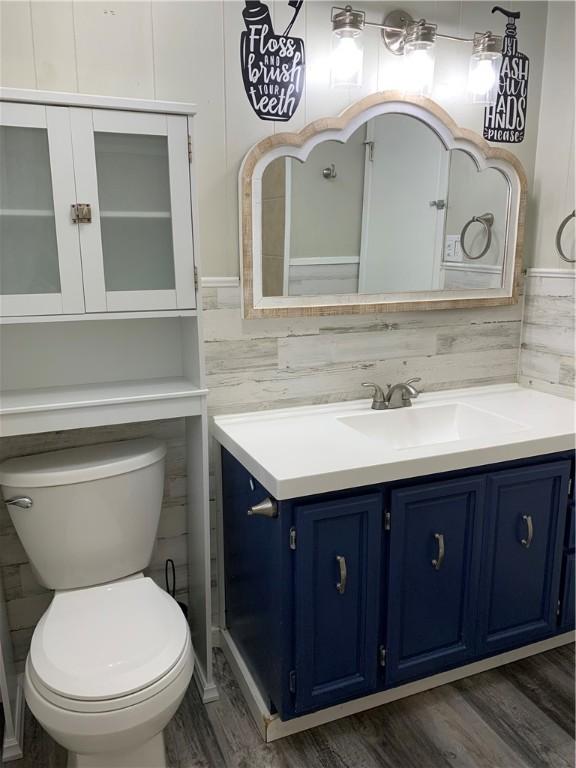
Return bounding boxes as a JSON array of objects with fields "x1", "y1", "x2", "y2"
[
  {"x1": 385, "y1": 477, "x2": 485, "y2": 685},
  {"x1": 292, "y1": 494, "x2": 383, "y2": 714},
  {"x1": 560, "y1": 497, "x2": 575, "y2": 631},
  {"x1": 477, "y1": 461, "x2": 571, "y2": 655},
  {"x1": 222, "y1": 449, "x2": 294, "y2": 718}
]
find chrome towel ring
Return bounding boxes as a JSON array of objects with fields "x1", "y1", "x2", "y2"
[
  {"x1": 556, "y1": 210, "x2": 575, "y2": 263},
  {"x1": 460, "y1": 212, "x2": 494, "y2": 260}
]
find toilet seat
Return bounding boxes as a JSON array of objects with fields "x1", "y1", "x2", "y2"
[{"x1": 28, "y1": 576, "x2": 190, "y2": 712}]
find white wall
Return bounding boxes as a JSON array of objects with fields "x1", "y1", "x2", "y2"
[
  {"x1": 530, "y1": 0, "x2": 575, "y2": 268},
  {"x1": 0, "y1": 0, "x2": 548, "y2": 276}
]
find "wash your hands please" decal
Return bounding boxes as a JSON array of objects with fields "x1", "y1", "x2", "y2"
[{"x1": 241, "y1": 0, "x2": 305, "y2": 121}]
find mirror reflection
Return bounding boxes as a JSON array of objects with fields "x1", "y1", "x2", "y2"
[{"x1": 261, "y1": 113, "x2": 509, "y2": 298}]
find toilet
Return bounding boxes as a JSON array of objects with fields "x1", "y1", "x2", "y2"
[{"x1": 0, "y1": 438, "x2": 194, "y2": 768}]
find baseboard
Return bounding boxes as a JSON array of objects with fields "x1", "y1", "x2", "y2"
[
  {"x1": 2, "y1": 673, "x2": 24, "y2": 762},
  {"x1": 220, "y1": 628, "x2": 575, "y2": 742},
  {"x1": 527, "y1": 268, "x2": 576, "y2": 278},
  {"x1": 201, "y1": 277, "x2": 240, "y2": 288},
  {"x1": 193, "y1": 654, "x2": 219, "y2": 704}
]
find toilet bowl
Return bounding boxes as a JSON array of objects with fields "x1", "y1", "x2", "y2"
[
  {"x1": 0, "y1": 439, "x2": 194, "y2": 767},
  {"x1": 24, "y1": 576, "x2": 193, "y2": 766}
]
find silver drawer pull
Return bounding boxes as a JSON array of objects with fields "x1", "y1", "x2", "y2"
[
  {"x1": 247, "y1": 497, "x2": 278, "y2": 518},
  {"x1": 4, "y1": 496, "x2": 33, "y2": 509},
  {"x1": 432, "y1": 533, "x2": 445, "y2": 570},
  {"x1": 521, "y1": 514, "x2": 534, "y2": 548},
  {"x1": 336, "y1": 555, "x2": 347, "y2": 594}
]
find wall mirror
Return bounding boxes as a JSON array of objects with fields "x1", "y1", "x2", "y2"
[{"x1": 240, "y1": 92, "x2": 526, "y2": 318}]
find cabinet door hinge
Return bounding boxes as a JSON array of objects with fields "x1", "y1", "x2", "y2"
[
  {"x1": 188, "y1": 135, "x2": 193, "y2": 162},
  {"x1": 384, "y1": 511, "x2": 391, "y2": 531},
  {"x1": 289, "y1": 670, "x2": 296, "y2": 693},
  {"x1": 557, "y1": 599, "x2": 561, "y2": 617},
  {"x1": 194, "y1": 265, "x2": 199, "y2": 291},
  {"x1": 569, "y1": 477, "x2": 573, "y2": 496},
  {"x1": 289, "y1": 526, "x2": 297, "y2": 550},
  {"x1": 379, "y1": 646, "x2": 386, "y2": 667}
]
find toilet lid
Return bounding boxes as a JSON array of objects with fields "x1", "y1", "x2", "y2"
[{"x1": 29, "y1": 577, "x2": 189, "y2": 701}]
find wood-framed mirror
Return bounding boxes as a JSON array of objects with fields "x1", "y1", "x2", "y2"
[{"x1": 239, "y1": 92, "x2": 527, "y2": 319}]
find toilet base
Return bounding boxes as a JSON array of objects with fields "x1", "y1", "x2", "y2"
[{"x1": 67, "y1": 731, "x2": 166, "y2": 768}]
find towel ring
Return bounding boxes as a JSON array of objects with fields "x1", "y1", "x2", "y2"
[
  {"x1": 556, "y1": 210, "x2": 575, "y2": 263},
  {"x1": 460, "y1": 213, "x2": 494, "y2": 260}
]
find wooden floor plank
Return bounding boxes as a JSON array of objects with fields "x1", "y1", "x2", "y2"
[
  {"x1": 10, "y1": 645, "x2": 575, "y2": 768},
  {"x1": 498, "y1": 647, "x2": 575, "y2": 736},
  {"x1": 454, "y1": 666, "x2": 575, "y2": 768}
]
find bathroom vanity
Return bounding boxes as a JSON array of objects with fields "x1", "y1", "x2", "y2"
[{"x1": 213, "y1": 384, "x2": 575, "y2": 740}]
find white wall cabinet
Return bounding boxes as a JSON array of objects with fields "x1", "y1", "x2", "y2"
[{"x1": 0, "y1": 97, "x2": 197, "y2": 317}]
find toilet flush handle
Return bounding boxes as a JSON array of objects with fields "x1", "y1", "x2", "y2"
[{"x1": 4, "y1": 496, "x2": 33, "y2": 509}]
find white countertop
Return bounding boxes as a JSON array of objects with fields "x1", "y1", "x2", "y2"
[{"x1": 212, "y1": 384, "x2": 575, "y2": 500}]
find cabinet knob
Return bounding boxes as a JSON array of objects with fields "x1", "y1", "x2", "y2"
[{"x1": 247, "y1": 497, "x2": 278, "y2": 518}]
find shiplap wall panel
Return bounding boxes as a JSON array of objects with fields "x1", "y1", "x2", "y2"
[
  {"x1": 73, "y1": 1, "x2": 155, "y2": 98},
  {"x1": 519, "y1": 273, "x2": 575, "y2": 397},
  {"x1": 531, "y1": 2, "x2": 575, "y2": 268},
  {"x1": 0, "y1": 1, "x2": 36, "y2": 88},
  {"x1": 152, "y1": 1, "x2": 232, "y2": 275},
  {"x1": 30, "y1": 1, "x2": 77, "y2": 92}
]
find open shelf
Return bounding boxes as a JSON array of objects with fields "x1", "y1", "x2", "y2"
[
  {"x1": 0, "y1": 377, "x2": 208, "y2": 436},
  {"x1": 0, "y1": 209, "x2": 54, "y2": 217},
  {"x1": 100, "y1": 211, "x2": 171, "y2": 218}
]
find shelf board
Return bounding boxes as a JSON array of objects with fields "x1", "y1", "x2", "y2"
[
  {"x1": 0, "y1": 377, "x2": 208, "y2": 436},
  {"x1": 100, "y1": 211, "x2": 171, "y2": 219},
  {"x1": 0, "y1": 308, "x2": 198, "y2": 324},
  {"x1": 0, "y1": 209, "x2": 54, "y2": 217}
]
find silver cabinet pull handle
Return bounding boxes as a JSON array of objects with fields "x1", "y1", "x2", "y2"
[
  {"x1": 432, "y1": 533, "x2": 445, "y2": 570},
  {"x1": 336, "y1": 555, "x2": 347, "y2": 594},
  {"x1": 4, "y1": 496, "x2": 33, "y2": 509},
  {"x1": 247, "y1": 497, "x2": 278, "y2": 518},
  {"x1": 521, "y1": 514, "x2": 534, "y2": 548}
]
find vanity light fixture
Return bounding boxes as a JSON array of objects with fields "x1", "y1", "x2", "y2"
[
  {"x1": 330, "y1": 6, "x2": 502, "y2": 104},
  {"x1": 468, "y1": 31, "x2": 503, "y2": 105},
  {"x1": 330, "y1": 5, "x2": 365, "y2": 87}
]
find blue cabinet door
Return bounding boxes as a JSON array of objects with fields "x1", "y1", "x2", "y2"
[
  {"x1": 478, "y1": 461, "x2": 570, "y2": 654},
  {"x1": 386, "y1": 477, "x2": 485, "y2": 685},
  {"x1": 293, "y1": 494, "x2": 382, "y2": 714},
  {"x1": 560, "y1": 552, "x2": 575, "y2": 630}
]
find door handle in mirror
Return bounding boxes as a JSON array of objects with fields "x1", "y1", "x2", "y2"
[
  {"x1": 336, "y1": 555, "x2": 347, "y2": 594},
  {"x1": 521, "y1": 514, "x2": 533, "y2": 548},
  {"x1": 432, "y1": 533, "x2": 445, "y2": 570}
]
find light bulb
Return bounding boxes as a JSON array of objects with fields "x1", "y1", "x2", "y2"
[
  {"x1": 331, "y1": 31, "x2": 364, "y2": 87},
  {"x1": 403, "y1": 41, "x2": 435, "y2": 97},
  {"x1": 468, "y1": 52, "x2": 502, "y2": 104}
]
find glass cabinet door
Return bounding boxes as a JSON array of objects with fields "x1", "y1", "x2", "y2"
[
  {"x1": 0, "y1": 103, "x2": 83, "y2": 316},
  {"x1": 70, "y1": 109, "x2": 196, "y2": 312}
]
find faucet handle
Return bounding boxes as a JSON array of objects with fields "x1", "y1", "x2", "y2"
[
  {"x1": 361, "y1": 382, "x2": 389, "y2": 405},
  {"x1": 404, "y1": 378, "x2": 422, "y2": 397}
]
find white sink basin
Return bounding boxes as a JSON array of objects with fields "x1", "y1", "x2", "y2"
[{"x1": 338, "y1": 403, "x2": 528, "y2": 451}]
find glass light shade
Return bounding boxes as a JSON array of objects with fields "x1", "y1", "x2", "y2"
[
  {"x1": 467, "y1": 51, "x2": 502, "y2": 105},
  {"x1": 403, "y1": 40, "x2": 435, "y2": 97},
  {"x1": 331, "y1": 30, "x2": 363, "y2": 87}
]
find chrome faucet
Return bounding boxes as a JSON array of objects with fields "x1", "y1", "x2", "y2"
[{"x1": 362, "y1": 378, "x2": 422, "y2": 410}]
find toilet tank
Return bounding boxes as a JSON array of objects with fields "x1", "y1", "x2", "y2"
[{"x1": 0, "y1": 439, "x2": 167, "y2": 590}]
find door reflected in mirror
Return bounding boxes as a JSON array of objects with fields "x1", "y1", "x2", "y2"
[{"x1": 261, "y1": 112, "x2": 510, "y2": 298}]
